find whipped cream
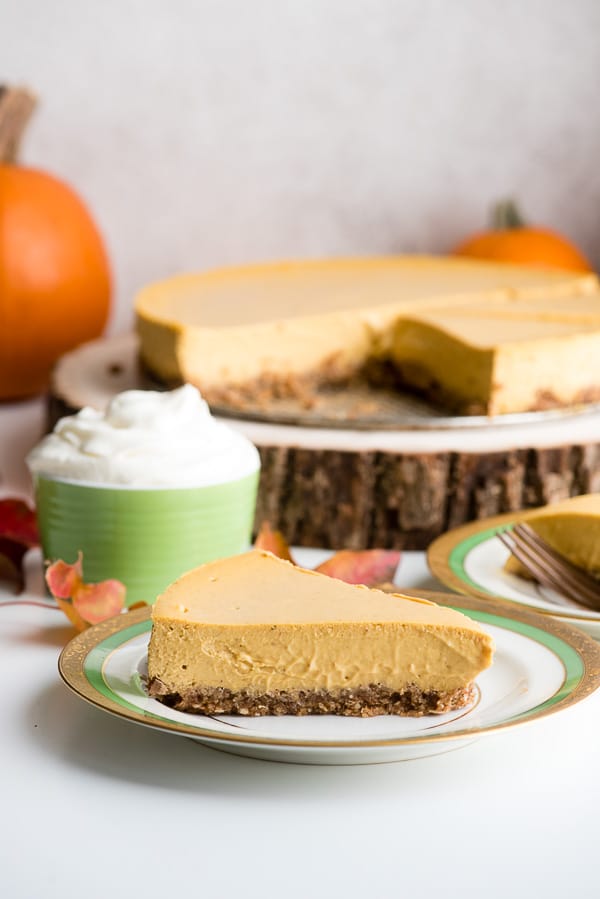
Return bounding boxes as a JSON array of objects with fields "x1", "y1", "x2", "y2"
[{"x1": 27, "y1": 385, "x2": 260, "y2": 488}]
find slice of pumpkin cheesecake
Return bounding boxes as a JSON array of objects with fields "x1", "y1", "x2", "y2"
[
  {"x1": 504, "y1": 493, "x2": 600, "y2": 579},
  {"x1": 147, "y1": 550, "x2": 494, "y2": 717}
]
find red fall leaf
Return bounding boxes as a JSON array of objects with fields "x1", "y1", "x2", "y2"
[{"x1": 0, "y1": 498, "x2": 40, "y2": 594}]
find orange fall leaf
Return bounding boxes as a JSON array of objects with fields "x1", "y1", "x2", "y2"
[
  {"x1": 45, "y1": 555, "x2": 126, "y2": 631},
  {"x1": 254, "y1": 520, "x2": 295, "y2": 562}
]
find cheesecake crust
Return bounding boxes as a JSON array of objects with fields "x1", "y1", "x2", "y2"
[
  {"x1": 147, "y1": 677, "x2": 477, "y2": 718},
  {"x1": 186, "y1": 352, "x2": 356, "y2": 412},
  {"x1": 143, "y1": 350, "x2": 600, "y2": 418}
]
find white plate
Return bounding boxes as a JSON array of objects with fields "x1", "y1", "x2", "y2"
[
  {"x1": 428, "y1": 514, "x2": 600, "y2": 640},
  {"x1": 58, "y1": 596, "x2": 600, "y2": 765}
]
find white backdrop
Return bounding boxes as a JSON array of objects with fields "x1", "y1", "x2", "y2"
[{"x1": 3, "y1": 0, "x2": 600, "y2": 333}]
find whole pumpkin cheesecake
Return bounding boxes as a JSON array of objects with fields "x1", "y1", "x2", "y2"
[
  {"x1": 147, "y1": 550, "x2": 494, "y2": 717},
  {"x1": 135, "y1": 255, "x2": 599, "y2": 415}
]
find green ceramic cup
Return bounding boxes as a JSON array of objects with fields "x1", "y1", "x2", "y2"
[{"x1": 33, "y1": 470, "x2": 259, "y2": 605}]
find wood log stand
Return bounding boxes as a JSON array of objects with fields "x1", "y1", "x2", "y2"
[{"x1": 255, "y1": 442, "x2": 600, "y2": 549}]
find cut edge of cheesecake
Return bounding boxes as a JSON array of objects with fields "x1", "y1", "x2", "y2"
[
  {"x1": 390, "y1": 313, "x2": 600, "y2": 416},
  {"x1": 147, "y1": 550, "x2": 495, "y2": 718}
]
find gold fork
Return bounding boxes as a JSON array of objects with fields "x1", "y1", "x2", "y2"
[{"x1": 497, "y1": 522, "x2": 600, "y2": 613}]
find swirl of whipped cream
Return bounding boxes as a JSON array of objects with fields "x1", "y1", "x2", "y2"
[{"x1": 27, "y1": 385, "x2": 260, "y2": 488}]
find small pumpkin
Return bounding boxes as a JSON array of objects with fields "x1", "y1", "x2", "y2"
[
  {"x1": 0, "y1": 86, "x2": 111, "y2": 400},
  {"x1": 453, "y1": 199, "x2": 593, "y2": 273}
]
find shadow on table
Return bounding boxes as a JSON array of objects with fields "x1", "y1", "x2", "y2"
[
  {"x1": 24, "y1": 680, "x2": 492, "y2": 799},
  {"x1": 14, "y1": 618, "x2": 78, "y2": 648}
]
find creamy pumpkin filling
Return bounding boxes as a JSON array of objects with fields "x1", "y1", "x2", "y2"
[{"x1": 147, "y1": 550, "x2": 494, "y2": 716}]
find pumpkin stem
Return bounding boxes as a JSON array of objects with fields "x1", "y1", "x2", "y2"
[
  {"x1": 0, "y1": 86, "x2": 37, "y2": 164},
  {"x1": 492, "y1": 199, "x2": 526, "y2": 231}
]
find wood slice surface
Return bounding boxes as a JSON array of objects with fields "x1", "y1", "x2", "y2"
[{"x1": 49, "y1": 335, "x2": 600, "y2": 550}]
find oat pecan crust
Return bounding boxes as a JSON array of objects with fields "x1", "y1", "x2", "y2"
[{"x1": 147, "y1": 678, "x2": 476, "y2": 718}]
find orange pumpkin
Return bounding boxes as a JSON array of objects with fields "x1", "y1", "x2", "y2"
[
  {"x1": 453, "y1": 200, "x2": 593, "y2": 273},
  {"x1": 0, "y1": 87, "x2": 111, "y2": 400}
]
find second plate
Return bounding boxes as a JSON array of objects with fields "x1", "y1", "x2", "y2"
[{"x1": 427, "y1": 513, "x2": 600, "y2": 640}]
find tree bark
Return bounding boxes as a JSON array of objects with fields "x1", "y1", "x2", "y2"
[{"x1": 254, "y1": 443, "x2": 600, "y2": 549}]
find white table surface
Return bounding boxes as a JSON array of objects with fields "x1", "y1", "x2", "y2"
[{"x1": 1, "y1": 397, "x2": 599, "y2": 899}]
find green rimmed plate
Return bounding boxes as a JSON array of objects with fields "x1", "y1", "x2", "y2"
[
  {"x1": 428, "y1": 514, "x2": 600, "y2": 641},
  {"x1": 58, "y1": 593, "x2": 600, "y2": 765}
]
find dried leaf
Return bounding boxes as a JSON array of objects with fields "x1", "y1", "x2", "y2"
[
  {"x1": 54, "y1": 596, "x2": 88, "y2": 632},
  {"x1": 72, "y1": 579, "x2": 126, "y2": 625},
  {"x1": 315, "y1": 549, "x2": 401, "y2": 586},
  {"x1": 254, "y1": 520, "x2": 295, "y2": 562},
  {"x1": 45, "y1": 554, "x2": 83, "y2": 598},
  {"x1": 0, "y1": 498, "x2": 40, "y2": 547},
  {"x1": 45, "y1": 553, "x2": 126, "y2": 631},
  {"x1": 0, "y1": 537, "x2": 28, "y2": 592},
  {"x1": 0, "y1": 498, "x2": 40, "y2": 593}
]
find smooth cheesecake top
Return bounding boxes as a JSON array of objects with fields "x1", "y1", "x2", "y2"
[
  {"x1": 394, "y1": 309, "x2": 600, "y2": 350},
  {"x1": 152, "y1": 549, "x2": 486, "y2": 629},
  {"x1": 136, "y1": 255, "x2": 598, "y2": 329},
  {"x1": 520, "y1": 493, "x2": 600, "y2": 520}
]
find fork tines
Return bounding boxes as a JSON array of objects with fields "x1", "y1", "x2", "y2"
[{"x1": 498, "y1": 523, "x2": 600, "y2": 613}]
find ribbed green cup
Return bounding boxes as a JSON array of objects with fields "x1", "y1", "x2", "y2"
[{"x1": 34, "y1": 471, "x2": 259, "y2": 605}]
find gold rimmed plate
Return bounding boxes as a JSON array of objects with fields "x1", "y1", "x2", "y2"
[
  {"x1": 427, "y1": 515, "x2": 600, "y2": 641},
  {"x1": 58, "y1": 594, "x2": 600, "y2": 765}
]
